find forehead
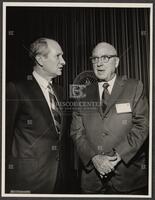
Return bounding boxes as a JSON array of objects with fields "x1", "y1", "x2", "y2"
[
  {"x1": 47, "y1": 40, "x2": 63, "y2": 55},
  {"x1": 92, "y1": 43, "x2": 116, "y2": 56}
]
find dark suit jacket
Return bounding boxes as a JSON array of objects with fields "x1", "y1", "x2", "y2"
[
  {"x1": 6, "y1": 76, "x2": 67, "y2": 194},
  {"x1": 70, "y1": 76, "x2": 149, "y2": 193}
]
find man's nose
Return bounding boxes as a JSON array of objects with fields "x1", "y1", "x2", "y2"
[
  {"x1": 97, "y1": 59, "x2": 104, "y2": 67},
  {"x1": 60, "y1": 56, "x2": 66, "y2": 65}
]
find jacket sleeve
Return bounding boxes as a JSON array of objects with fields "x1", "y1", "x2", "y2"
[
  {"x1": 115, "y1": 80, "x2": 149, "y2": 164},
  {"x1": 6, "y1": 82, "x2": 19, "y2": 159},
  {"x1": 70, "y1": 108, "x2": 97, "y2": 171}
]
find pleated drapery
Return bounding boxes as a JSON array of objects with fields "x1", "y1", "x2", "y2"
[{"x1": 6, "y1": 7, "x2": 150, "y2": 98}]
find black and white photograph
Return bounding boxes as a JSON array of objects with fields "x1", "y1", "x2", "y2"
[{"x1": 1, "y1": 1, "x2": 153, "y2": 198}]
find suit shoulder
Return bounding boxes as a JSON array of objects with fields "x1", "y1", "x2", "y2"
[
  {"x1": 120, "y1": 76, "x2": 145, "y2": 98},
  {"x1": 7, "y1": 77, "x2": 37, "y2": 97},
  {"x1": 7, "y1": 77, "x2": 31, "y2": 88},
  {"x1": 6, "y1": 80, "x2": 26, "y2": 99},
  {"x1": 121, "y1": 76, "x2": 142, "y2": 87},
  {"x1": 7, "y1": 80, "x2": 26, "y2": 92}
]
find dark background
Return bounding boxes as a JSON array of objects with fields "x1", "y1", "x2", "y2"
[
  {"x1": 6, "y1": 7, "x2": 150, "y2": 97},
  {"x1": 4, "y1": 5, "x2": 152, "y2": 197}
]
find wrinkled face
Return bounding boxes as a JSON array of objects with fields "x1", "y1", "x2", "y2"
[
  {"x1": 38, "y1": 40, "x2": 66, "y2": 79},
  {"x1": 92, "y1": 43, "x2": 119, "y2": 81}
]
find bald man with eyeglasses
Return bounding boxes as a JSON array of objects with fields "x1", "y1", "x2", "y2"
[{"x1": 70, "y1": 42, "x2": 149, "y2": 194}]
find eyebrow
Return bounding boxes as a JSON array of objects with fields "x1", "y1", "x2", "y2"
[{"x1": 56, "y1": 52, "x2": 63, "y2": 56}]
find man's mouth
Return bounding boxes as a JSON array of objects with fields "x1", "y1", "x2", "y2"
[{"x1": 97, "y1": 69, "x2": 105, "y2": 72}]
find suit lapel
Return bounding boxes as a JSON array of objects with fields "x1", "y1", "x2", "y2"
[
  {"x1": 28, "y1": 77, "x2": 59, "y2": 138},
  {"x1": 86, "y1": 80, "x2": 124, "y2": 119},
  {"x1": 85, "y1": 83, "x2": 103, "y2": 117},
  {"x1": 102, "y1": 76, "x2": 125, "y2": 118}
]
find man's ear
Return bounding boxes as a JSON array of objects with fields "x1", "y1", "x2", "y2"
[
  {"x1": 35, "y1": 55, "x2": 43, "y2": 67},
  {"x1": 115, "y1": 57, "x2": 120, "y2": 69}
]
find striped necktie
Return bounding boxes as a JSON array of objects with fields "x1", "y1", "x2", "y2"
[
  {"x1": 102, "y1": 82, "x2": 110, "y2": 112},
  {"x1": 48, "y1": 83, "x2": 62, "y2": 135}
]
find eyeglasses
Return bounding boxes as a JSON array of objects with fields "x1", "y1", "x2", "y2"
[{"x1": 90, "y1": 55, "x2": 117, "y2": 64}]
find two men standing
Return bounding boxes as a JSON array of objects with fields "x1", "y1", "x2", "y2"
[{"x1": 6, "y1": 39, "x2": 149, "y2": 195}]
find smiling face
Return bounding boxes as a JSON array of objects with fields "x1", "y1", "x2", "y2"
[
  {"x1": 35, "y1": 39, "x2": 66, "y2": 81},
  {"x1": 92, "y1": 42, "x2": 119, "y2": 81}
]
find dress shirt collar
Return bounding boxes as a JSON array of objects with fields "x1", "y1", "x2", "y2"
[
  {"x1": 33, "y1": 70, "x2": 52, "y2": 89},
  {"x1": 98, "y1": 74, "x2": 116, "y2": 94}
]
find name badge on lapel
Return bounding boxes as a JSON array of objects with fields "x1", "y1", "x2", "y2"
[{"x1": 115, "y1": 103, "x2": 132, "y2": 113}]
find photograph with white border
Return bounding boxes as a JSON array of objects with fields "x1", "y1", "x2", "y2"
[{"x1": 2, "y1": 2, "x2": 153, "y2": 198}]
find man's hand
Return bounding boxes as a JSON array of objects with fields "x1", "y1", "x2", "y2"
[
  {"x1": 110, "y1": 152, "x2": 121, "y2": 167},
  {"x1": 92, "y1": 154, "x2": 118, "y2": 176}
]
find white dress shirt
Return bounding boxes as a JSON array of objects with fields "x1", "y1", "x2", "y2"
[
  {"x1": 98, "y1": 74, "x2": 117, "y2": 101},
  {"x1": 33, "y1": 71, "x2": 51, "y2": 109}
]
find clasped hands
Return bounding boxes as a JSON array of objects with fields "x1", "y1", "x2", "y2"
[{"x1": 92, "y1": 152, "x2": 121, "y2": 178}]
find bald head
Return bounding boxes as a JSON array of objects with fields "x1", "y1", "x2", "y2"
[
  {"x1": 91, "y1": 42, "x2": 119, "y2": 81},
  {"x1": 92, "y1": 42, "x2": 117, "y2": 57}
]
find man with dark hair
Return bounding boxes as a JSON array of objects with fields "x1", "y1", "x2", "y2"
[
  {"x1": 70, "y1": 42, "x2": 149, "y2": 194},
  {"x1": 6, "y1": 38, "x2": 66, "y2": 194}
]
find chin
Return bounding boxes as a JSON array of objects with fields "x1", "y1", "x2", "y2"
[{"x1": 96, "y1": 74, "x2": 106, "y2": 80}]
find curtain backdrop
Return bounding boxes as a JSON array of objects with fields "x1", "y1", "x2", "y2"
[
  {"x1": 6, "y1": 6, "x2": 150, "y2": 192},
  {"x1": 6, "y1": 7, "x2": 150, "y2": 98}
]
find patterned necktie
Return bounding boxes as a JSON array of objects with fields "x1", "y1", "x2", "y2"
[
  {"x1": 102, "y1": 82, "x2": 110, "y2": 112},
  {"x1": 48, "y1": 82, "x2": 62, "y2": 134}
]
